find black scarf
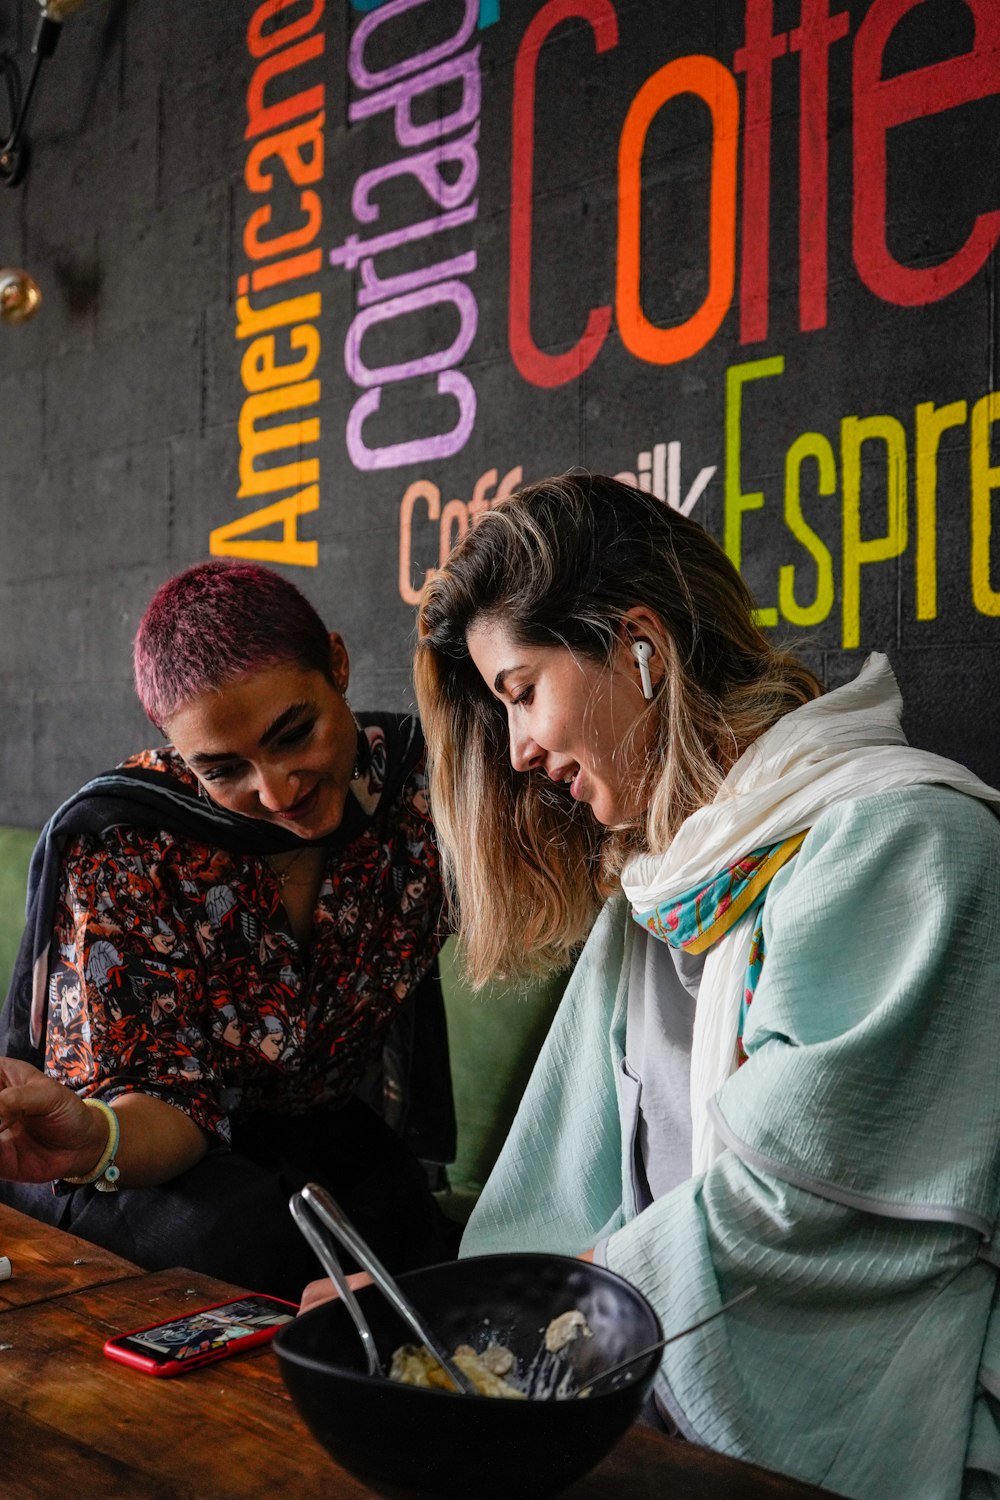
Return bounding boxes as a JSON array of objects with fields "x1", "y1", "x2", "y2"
[{"x1": 0, "y1": 713, "x2": 424, "y2": 1066}]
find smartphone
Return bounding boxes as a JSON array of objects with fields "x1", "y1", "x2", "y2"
[{"x1": 103, "y1": 1293, "x2": 298, "y2": 1377}]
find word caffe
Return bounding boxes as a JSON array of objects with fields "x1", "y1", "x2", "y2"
[{"x1": 512, "y1": 0, "x2": 1000, "y2": 387}]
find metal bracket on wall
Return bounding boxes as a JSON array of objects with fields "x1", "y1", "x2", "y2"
[{"x1": 0, "y1": 0, "x2": 83, "y2": 188}]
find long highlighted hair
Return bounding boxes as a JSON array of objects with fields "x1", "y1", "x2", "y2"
[{"x1": 415, "y1": 473, "x2": 821, "y2": 985}]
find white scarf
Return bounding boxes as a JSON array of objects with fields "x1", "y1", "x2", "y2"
[{"x1": 620, "y1": 654, "x2": 1000, "y2": 1174}]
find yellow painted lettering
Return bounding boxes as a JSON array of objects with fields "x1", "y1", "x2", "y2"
[
  {"x1": 237, "y1": 380, "x2": 320, "y2": 499},
  {"x1": 724, "y1": 355, "x2": 783, "y2": 626},
  {"x1": 914, "y1": 399, "x2": 967, "y2": 621},
  {"x1": 970, "y1": 391, "x2": 1000, "y2": 616},
  {"x1": 241, "y1": 324, "x2": 321, "y2": 393},
  {"x1": 841, "y1": 413, "x2": 908, "y2": 649},
  {"x1": 235, "y1": 291, "x2": 321, "y2": 341},
  {"x1": 779, "y1": 432, "x2": 836, "y2": 627},
  {"x1": 210, "y1": 485, "x2": 318, "y2": 568}
]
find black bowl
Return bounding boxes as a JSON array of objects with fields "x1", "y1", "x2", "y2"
[{"x1": 273, "y1": 1252, "x2": 662, "y2": 1499}]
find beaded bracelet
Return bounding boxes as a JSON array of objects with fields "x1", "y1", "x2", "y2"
[{"x1": 62, "y1": 1098, "x2": 121, "y2": 1192}]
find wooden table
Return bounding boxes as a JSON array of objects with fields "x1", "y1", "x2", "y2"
[
  {"x1": 0, "y1": 1202, "x2": 140, "y2": 1309},
  {"x1": 0, "y1": 1205, "x2": 832, "y2": 1499}
]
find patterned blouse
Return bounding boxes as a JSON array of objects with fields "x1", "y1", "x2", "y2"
[{"x1": 42, "y1": 721, "x2": 443, "y2": 1143}]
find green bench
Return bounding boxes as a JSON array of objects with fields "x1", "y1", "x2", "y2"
[
  {"x1": 0, "y1": 827, "x2": 562, "y2": 1219},
  {"x1": 0, "y1": 828, "x2": 35, "y2": 997}
]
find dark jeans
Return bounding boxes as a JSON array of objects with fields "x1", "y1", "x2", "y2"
[{"x1": 0, "y1": 1097, "x2": 459, "y2": 1304}]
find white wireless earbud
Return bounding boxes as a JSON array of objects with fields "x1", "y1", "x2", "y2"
[{"x1": 631, "y1": 639, "x2": 654, "y2": 700}]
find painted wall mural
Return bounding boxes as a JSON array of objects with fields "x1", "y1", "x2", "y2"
[
  {"x1": 0, "y1": 0, "x2": 997, "y2": 821},
  {"x1": 217, "y1": 0, "x2": 1000, "y2": 650}
]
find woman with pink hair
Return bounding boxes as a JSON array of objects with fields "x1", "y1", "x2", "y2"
[{"x1": 0, "y1": 561, "x2": 455, "y2": 1300}]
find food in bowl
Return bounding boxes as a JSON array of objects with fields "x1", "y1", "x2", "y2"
[
  {"x1": 388, "y1": 1310, "x2": 594, "y2": 1399},
  {"x1": 272, "y1": 1253, "x2": 663, "y2": 1500},
  {"x1": 543, "y1": 1308, "x2": 592, "y2": 1354},
  {"x1": 389, "y1": 1341, "x2": 526, "y2": 1398}
]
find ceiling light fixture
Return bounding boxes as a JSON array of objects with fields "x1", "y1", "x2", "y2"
[{"x1": 0, "y1": 0, "x2": 85, "y2": 187}]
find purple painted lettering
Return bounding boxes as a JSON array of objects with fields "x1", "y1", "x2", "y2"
[
  {"x1": 346, "y1": 371, "x2": 477, "y2": 469},
  {"x1": 345, "y1": 281, "x2": 479, "y2": 386},
  {"x1": 349, "y1": 47, "x2": 481, "y2": 150},
  {"x1": 329, "y1": 202, "x2": 478, "y2": 271},
  {"x1": 352, "y1": 127, "x2": 480, "y2": 223},
  {"x1": 358, "y1": 250, "x2": 477, "y2": 308},
  {"x1": 349, "y1": 0, "x2": 478, "y2": 89}
]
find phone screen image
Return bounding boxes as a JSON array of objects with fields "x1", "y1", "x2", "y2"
[{"x1": 105, "y1": 1294, "x2": 297, "y2": 1375}]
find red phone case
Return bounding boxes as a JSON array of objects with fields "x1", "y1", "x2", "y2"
[{"x1": 103, "y1": 1293, "x2": 299, "y2": 1377}]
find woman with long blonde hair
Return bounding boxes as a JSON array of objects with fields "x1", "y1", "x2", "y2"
[{"x1": 414, "y1": 472, "x2": 1000, "y2": 1500}]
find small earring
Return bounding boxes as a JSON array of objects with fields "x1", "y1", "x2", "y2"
[
  {"x1": 345, "y1": 698, "x2": 365, "y2": 780},
  {"x1": 631, "y1": 639, "x2": 654, "y2": 700}
]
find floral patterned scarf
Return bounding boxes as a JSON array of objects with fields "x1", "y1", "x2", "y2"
[{"x1": 631, "y1": 831, "x2": 807, "y2": 1061}]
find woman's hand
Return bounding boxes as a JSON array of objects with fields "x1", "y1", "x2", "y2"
[
  {"x1": 298, "y1": 1254, "x2": 594, "y2": 1315},
  {"x1": 0, "y1": 1061, "x2": 209, "y2": 1189},
  {"x1": 299, "y1": 1271, "x2": 373, "y2": 1315},
  {"x1": 0, "y1": 1059, "x2": 108, "y2": 1183},
  {"x1": 299, "y1": 1254, "x2": 595, "y2": 1316}
]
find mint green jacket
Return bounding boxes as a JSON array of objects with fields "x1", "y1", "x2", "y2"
[{"x1": 463, "y1": 788, "x2": 1000, "y2": 1499}]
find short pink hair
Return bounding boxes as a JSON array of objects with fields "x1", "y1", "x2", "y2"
[{"x1": 133, "y1": 561, "x2": 333, "y2": 728}]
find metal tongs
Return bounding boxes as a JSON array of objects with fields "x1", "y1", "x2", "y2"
[{"x1": 290, "y1": 1182, "x2": 479, "y2": 1396}]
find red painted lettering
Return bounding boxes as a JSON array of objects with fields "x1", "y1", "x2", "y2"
[
  {"x1": 853, "y1": 0, "x2": 1000, "y2": 306},
  {"x1": 509, "y1": 0, "x2": 618, "y2": 389},
  {"x1": 734, "y1": 0, "x2": 789, "y2": 345},
  {"x1": 790, "y1": 0, "x2": 850, "y2": 332}
]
